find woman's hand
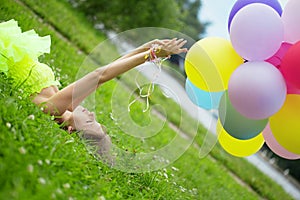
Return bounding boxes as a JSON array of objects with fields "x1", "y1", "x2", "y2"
[
  {"x1": 139, "y1": 38, "x2": 188, "y2": 56},
  {"x1": 156, "y1": 38, "x2": 188, "y2": 57},
  {"x1": 138, "y1": 39, "x2": 165, "y2": 51}
]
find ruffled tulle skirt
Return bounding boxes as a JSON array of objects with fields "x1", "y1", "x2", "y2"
[{"x1": 0, "y1": 19, "x2": 60, "y2": 94}]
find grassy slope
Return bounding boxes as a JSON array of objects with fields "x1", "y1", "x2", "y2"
[{"x1": 0, "y1": 0, "x2": 294, "y2": 199}]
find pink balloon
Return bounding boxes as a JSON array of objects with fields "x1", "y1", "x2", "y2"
[
  {"x1": 265, "y1": 42, "x2": 292, "y2": 68},
  {"x1": 230, "y1": 3, "x2": 284, "y2": 61},
  {"x1": 228, "y1": 62, "x2": 287, "y2": 119},
  {"x1": 282, "y1": 0, "x2": 300, "y2": 44},
  {"x1": 263, "y1": 124, "x2": 300, "y2": 160}
]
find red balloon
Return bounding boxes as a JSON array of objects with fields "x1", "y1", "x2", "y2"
[
  {"x1": 281, "y1": 41, "x2": 300, "y2": 88},
  {"x1": 286, "y1": 80, "x2": 300, "y2": 94}
]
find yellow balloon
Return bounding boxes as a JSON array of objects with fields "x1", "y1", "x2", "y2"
[
  {"x1": 185, "y1": 37, "x2": 243, "y2": 92},
  {"x1": 217, "y1": 120, "x2": 264, "y2": 157},
  {"x1": 270, "y1": 95, "x2": 300, "y2": 154}
]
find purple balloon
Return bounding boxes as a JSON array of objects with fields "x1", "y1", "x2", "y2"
[
  {"x1": 228, "y1": 61, "x2": 287, "y2": 119},
  {"x1": 228, "y1": 0, "x2": 283, "y2": 31},
  {"x1": 263, "y1": 124, "x2": 300, "y2": 160},
  {"x1": 230, "y1": 3, "x2": 284, "y2": 61}
]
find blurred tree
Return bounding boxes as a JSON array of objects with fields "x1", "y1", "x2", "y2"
[
  {"x1": 176, "y1": 0, "x2": 208, "y2": 40},
  {"x1": 67, "y1": 0, "x2": 206, "y2": 40}
]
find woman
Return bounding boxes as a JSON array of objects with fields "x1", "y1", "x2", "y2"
[
  {"x1": 0, "y1": 19, "x2": 188, "y2": 157},
  {"x1": 32, "y1": 38, "x2": 188, "y2": 130}
]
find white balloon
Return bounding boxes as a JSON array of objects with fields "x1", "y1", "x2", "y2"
[{"x1": 282, "y1": 0, "x2": 300, "y2": 43}]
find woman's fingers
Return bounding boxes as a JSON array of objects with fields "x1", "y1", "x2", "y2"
[
  {"x1": 177, "y1": 39, "x2": 187, "y2": 47},
  {"x1": 166, "y1": 38, "x2": 188, "y2": 54},
  {"x1": 153, "y1": 38, "x2": 188, "y2": 57}
]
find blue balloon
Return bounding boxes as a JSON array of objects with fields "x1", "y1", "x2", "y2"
[{"x1": 185, "y1": 78, "x2": 224, "y2": 110}]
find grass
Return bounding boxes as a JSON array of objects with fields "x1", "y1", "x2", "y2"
[{"x1": 0, "y1": 0, "x2": 295, "y2": 199}]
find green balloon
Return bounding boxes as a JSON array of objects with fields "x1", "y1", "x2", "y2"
[{"x1": 218, "y1": 91, "x2": 268, "y2": 140}]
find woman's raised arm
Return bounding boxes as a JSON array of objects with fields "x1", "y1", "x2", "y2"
[{"x1": 35, "y1": 38, "x2": 187, "y2": 117}]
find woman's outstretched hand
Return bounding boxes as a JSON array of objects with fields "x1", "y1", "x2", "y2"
[
  {"x1": 139, "y1": 38, "x2": 188, "y2": 57},
  {"x1": 157, "y1": 38, "x2": 188, "y2": 57}
]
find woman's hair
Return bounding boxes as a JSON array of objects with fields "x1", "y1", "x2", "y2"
[{"x1": 81, "y1": 127, "x2": 113, "y2": 165}]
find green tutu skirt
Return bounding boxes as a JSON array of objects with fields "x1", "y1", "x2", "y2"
[{"x1": 0, "y1": 19, "x2": 60, "y2": 95}]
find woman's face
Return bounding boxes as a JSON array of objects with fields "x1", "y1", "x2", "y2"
[
  {"x1": 71, "y1": 106, "x2": 112, "y2": 159},
  {"x1": 72, "y1": 106, "x2": 105, "y2": 134}
]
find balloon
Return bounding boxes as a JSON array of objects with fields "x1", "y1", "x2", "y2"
[
  {"x1": 217, "y1": 119, "x2": 264, "y2": 157},
  {"x1": 228, "y1": 62, "x2": 286, "y2": 119},
  {"x1": 280, "y1": 41, "x2": 300, "y2": 89},
  {"x1": 263, "y1": 124, "x2": 300, "y2": 160},
  {"x1": 185, "y1": 78, "x2": 223, "y2": 110},
  {"x1": 218, "y1": 91, "x2": 268, "y2": 140},
  {"x1": 269, "y1": 95, "x2": 300, "y2": 154},
  {"x1": 184, "y1": 37, "x2": 244, "y2": 92},
  {"x1": 230, "y1": 3, "x2": 284, "y2": 61},
  {"x1": 286, "y1": 81, "x2": 300, "y2": 95},
  {"x1": 228, "y1": 0, "x2": 282, "y2": 32},
  {"x1": 266, "y1": 42, "x2": 292, "y2": 68},
  {"x1": 281, "y1": 0, "x2": 300, "y2": 44}
]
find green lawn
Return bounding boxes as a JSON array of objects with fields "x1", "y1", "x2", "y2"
[{"x1": 0, "y1": 0, "x2": 294, "y2": 199}]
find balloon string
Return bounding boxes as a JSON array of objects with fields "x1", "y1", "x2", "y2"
[{"x1": 128, "y1": 52, "x2": 169, "y2": 113}]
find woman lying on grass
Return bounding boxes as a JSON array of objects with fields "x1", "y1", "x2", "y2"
[{"x1": 0, "y1": 19, "x2": 187, "y2": 160}]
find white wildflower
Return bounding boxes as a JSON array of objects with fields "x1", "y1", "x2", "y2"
[
  {"x1": 28, "y1": 114, "x2": 35, "y2": 120},
  {"x1": 56, "y1": 188, "x2": 63, "y2": 194},
  {"x1": 38, "y1": 177, "x2": 46, "y2": 185},
  {"x1": 27, "y1": 164, "x2": 34, "y2": 173},
  {"x1": 65, "y1": 138, "x2": 74, "y2": 144},
  {"x1": 6, "y1": 122, "x2": 11, "y2": 129},
  {"x1": 179, "y1": 186, "x2": 186, "y2": 192},
  {"x1": 98, "y1": 196, "x2": 106, "y2": 200},
  {"x1": 51, "y1": 193, "x2": 56, "y2": 199},
  {"x1": 109, "y1": 112, "x2": 116, "y2": 121},
  {"x1": 38, "y1": 160, "x2": 43, "y2": 165},
  {"x1": 45, "y1": 159, "x2": 51, "y2": 165},
  {"x1": 163, "y1": 173, "x2": 168, "y2": 179},
  {"x1": 11, "y1": 127, "x2": 16, "y2": 133},
  {"x1": 191, "y1": 188, "x2": 198, "y2": 195},
  {"x1": 19, "y1": 147, "x2": 26, "y2": 154},
  {"x1": 171, "y1": 166, "x2": 179, "y2": 171},
  {"x1": 63, "y1": 183, "x2": 71, "y2": 189}
]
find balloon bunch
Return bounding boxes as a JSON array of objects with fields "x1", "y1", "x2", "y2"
[{"x1": 185, "y1": 0, "x2": 300, "y2": 159}]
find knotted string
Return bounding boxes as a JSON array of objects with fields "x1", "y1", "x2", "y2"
[{"x1": 128, "y1": 45, "x2": 170, "y2": 112}]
